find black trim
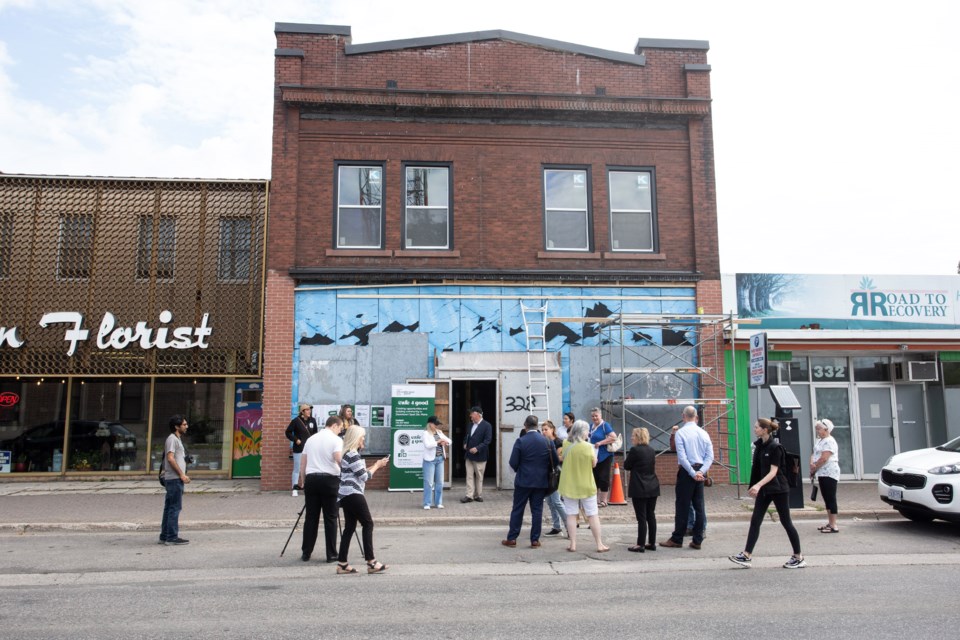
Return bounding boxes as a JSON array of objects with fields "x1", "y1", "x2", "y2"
[
  {"x1": 634, "y1": 38, "x2": 709, "y2": 52},
  {"x1": 289, "y1": 267, "x2": 702, "y2": 285},
  {"x1": 275, "y1": 48, "x2": 305, "y2": 58},
  {"x1": 275, "y1": 23, "x2": 351, "y2": 36}
]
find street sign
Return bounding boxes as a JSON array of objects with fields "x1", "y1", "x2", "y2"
[{"x1": 749, "y1": 332, "x2": 767, "y2": 387}]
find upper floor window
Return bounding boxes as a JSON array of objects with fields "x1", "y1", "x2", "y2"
[
  {"x1": 218, "y1": 217, "x2": 251, "y2": 281},
  {"x1": 57, "y1": 214, "x2": 94, "y2": 280},
  {"x1": 608, "y1": 169, "x2": 656, "y2": 252},
  {"x1": 404, "y1": 165, "x2": 451, "y2": 249},
  {"x1": 137, "y1": 216, "x2": 176, "y2": 280},
  {"x1": 543, "y1": 168, "x2": 590, "y2": 251},
  {"x1": 0, "y1": 213, "x2": 11, "y2": 278},
  {"x1": 336, "y1": 164, "x2": 383, "y2": 249}
]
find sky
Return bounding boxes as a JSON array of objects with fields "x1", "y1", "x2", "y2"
[{"x1": 1, "y1": 0, "x2": 958, "y2": 276}]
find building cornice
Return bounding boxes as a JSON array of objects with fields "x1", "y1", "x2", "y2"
[{"x1": 288, "y1": 267, "x2": 702, "y2": 286}]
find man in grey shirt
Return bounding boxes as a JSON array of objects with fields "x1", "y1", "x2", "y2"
[{"x1": 160, "y1": 414, "x2": 191, "y2": 545}]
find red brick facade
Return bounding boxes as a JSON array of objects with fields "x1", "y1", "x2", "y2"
[{"x1": 263, "y1": 25, "x2": 722, "y2": 490}]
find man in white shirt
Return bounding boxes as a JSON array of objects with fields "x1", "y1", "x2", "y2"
[
  {"x1": 298, "y1": 415, "x2": 344, "y2": 563},
  {"x1": 662, "y1": 406, "x2": 714, "y2": 550}
]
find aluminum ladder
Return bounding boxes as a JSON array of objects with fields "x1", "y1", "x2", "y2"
[{"x1": 520, "y1": 300, "x2": 551, "y2": 424}]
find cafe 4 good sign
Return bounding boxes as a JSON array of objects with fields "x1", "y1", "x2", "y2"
[{"x1": 389, "y1": 384, "x2": 435, "y2": 491}]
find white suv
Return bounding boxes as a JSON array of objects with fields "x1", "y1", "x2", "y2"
[{"x1": 879, "y1": 435, "x2": 960, "y2": 524}]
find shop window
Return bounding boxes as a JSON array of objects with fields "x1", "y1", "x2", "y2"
[
  {"x1": 810, "y1": 356, "x2": 850, "y2": 382},
  {"x1": 136, "y1": 216, "x2": 176, "y2": 280},
  {"x1": 57, "y1": 214, "x2": 94, "y2": 280},
  {"x1": 217, "y1": 217, "x2": 251, "y2": 281},
  {"x1": 0, "y1": 212, "x2": 12, "y2": 278},
  {"x1": 543, "y1": 167, "x2": 590, "y2": 251},
  {"x1": 789, "y1": 357, "x2": 809, "y2": 383},
  {"x1": 67, "y1": 379, "x2": 148, "y2": 471},
  {"x1": 853, "y1": 356, "x2": 890, "y2": 382},
  {"x1": 336, "y1": 164, "x2": 384, "y2": 249},
  {"x1": 0, "y1": 378, "x2": 68, "y2": 472},
  {"x1": 151, "y1": 379, "x2": 225, "y2": 472},
  {"x1": 403, "y1": 165, "x2": 451, "y2": 249},
  {"x1": 608, "y1": 169, "x2": 656, "y2": 251}
]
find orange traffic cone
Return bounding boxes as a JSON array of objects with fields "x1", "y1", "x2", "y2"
[{"x1": 608, "y1": 463, "x2": 627, "y2": 505}]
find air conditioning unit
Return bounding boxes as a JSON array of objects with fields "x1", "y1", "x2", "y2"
[{"x1": 908, "y1": 361, "x2": 938, "y2": 382}]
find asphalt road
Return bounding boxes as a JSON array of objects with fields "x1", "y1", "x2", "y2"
[{"x1": 3, "y1": 519, "x2": 959, "y2": 639}]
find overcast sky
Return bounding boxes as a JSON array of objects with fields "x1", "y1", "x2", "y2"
[{"x1": 1, "y1": 0, "x2": 957, "y2": 276}]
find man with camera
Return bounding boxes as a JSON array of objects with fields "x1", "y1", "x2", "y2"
[{"x1": 159, "y1": 414, "x2": 191, "y2": 546}]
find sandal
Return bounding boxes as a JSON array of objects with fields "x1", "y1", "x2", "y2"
[
  {"x1": 598, "y1": 501, "x2": 608, "y2": 508},
  {"x1": 367, "y1": 560, "x2": 388, "y2": 574},
  {"x1": 336, "y1": 562, "x2": 358, "y2": 575},
  {"x1": 818, "y1": 525, "x2": 839, "y2": 533}
]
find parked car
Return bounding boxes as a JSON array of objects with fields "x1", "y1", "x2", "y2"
[
  {"x1": 878, "y1": 435, "x2": 960, "y2": 524},
  {"x1": 0, "y1": 420, "x2": 136, "y2": 471}
]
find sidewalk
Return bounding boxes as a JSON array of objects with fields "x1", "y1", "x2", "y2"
[{"x1": 0, "y1": 478, "x2": 894, "y2": 532}]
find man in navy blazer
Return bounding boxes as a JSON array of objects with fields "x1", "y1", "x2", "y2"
[
  {"x1": 502, "y1": 415, "x2": 560, "y2": 548},
  {"x1": 462, "y1": 406, "x2": 493, "y2": 503}
]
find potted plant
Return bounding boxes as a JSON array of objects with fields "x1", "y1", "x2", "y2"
[{"x1": 13, "y1": 453, "x2": 28, "y2": 472}]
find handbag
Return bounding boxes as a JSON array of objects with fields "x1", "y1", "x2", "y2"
[
  {"x1": 545, "y1": 440, "x2": 560, "y2": 493},
  {"x1": 606, "y1": 432, "x2": 623, "y2": 453},
  {"x1": 810, "y1": 475, "x2": 819, "y2": 501}
]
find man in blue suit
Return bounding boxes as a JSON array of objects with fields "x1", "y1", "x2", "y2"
[
  {"x1": 461, "y1": 406, "x2": 493, "y2": 503},
  {"x1": 502, "y1": 415, "x2": 560, "y2": 548}
]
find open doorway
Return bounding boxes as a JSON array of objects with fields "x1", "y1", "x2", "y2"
[{"x1": 450, "y1": 379, "x2": 497, "y2": 482}]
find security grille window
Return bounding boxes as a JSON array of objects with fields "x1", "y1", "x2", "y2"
[
  {"x1": 404, "y1": 165, "x2": 450, "y2": 249},
  {"x1": 0, "y1": 213, "x2": 11, "y2": 278},
  {"x1": 337, "y1": 165, "x2": 383, "y2": 249},
  {"x1": 218, "y1": 217, "x2": 251, "y2": 281},
  {"x1": 136, "y1": 216, "x2": 176, "y2": 280},
  {"x1": 608, "y1": 169, "x2": 656, "y2": 252},
  {"x1": 543, "y1": 168, "x2": 590, "y2": 251},
  {"x1": 57, "y1": 214, "x2": 94, "y2": 279}
]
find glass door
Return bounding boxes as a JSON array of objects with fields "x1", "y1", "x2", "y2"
[
  {"x1": 856, "y1": 386, "x2": 895, "y2": 478},
  {"x1": 813, "y1": 386, "x2": 856, "y2": 478}
]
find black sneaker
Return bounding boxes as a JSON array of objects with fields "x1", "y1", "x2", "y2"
[
  {"x1": 166, "y1": 537, "x2": 189, "y2": 545},
  {"x1": 783, "y1": 555, "x2": 807, "y2": 569},
  {"x1": 545, "y1": 528, "x2": 562, "y2": 536},
  {"x1": 474, "y1": 496, "x2": 484, "y2": 502},
  {"x1": 460, "y1": 496, "x2": 473, "y2": 503},
  {"x1": 729, "y1": 552, "x2": 752, "y2": 567}
]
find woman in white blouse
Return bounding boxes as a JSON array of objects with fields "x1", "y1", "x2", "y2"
[
  {"x1": 422, "y1": 416, "x2": 451, "y2": 510},
  {"x1": 810, "y1": 419, "x2": 841, "y2": 533}
]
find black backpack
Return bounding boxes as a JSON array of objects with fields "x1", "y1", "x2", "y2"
[{"x1": 782, "y1": 449, "x2": 801, "y2": 489}]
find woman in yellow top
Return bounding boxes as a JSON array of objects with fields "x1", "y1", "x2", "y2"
[{"x1": 558, "y1": 420, "x2": 609, "y2": 553}]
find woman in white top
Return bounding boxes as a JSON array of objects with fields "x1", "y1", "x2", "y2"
[
  {"x1": 810, "y1": 419, "x2": 841, "y2": 533},
  {"x1": 422, "y1": 416, "x2": 451, "y2": 509}
]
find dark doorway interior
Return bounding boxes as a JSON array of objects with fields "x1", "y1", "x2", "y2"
[{"x1": 450, "y1": 379, "x2": 497, "y2": 480}]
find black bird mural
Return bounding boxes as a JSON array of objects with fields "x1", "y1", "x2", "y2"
[{"x1": 340, "y1": 322, "x2": 378, "y2": 346}]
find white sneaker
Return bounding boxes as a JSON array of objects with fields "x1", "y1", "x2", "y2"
[
  {"x1": 291, "y1": 489, "x2": 298, "y2": 497},
  {"x1": 437, "y1": 504, "x2": 444, "y2": 509},
  {"x1": 424, "y1": 505, "x2": 431, "y2": 510}
]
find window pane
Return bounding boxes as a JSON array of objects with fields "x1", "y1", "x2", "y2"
[
  {"x1": 67, "y1": 379, "x2": 148, "y2": 471},
  {"x1": 406, "y1": 208, "x2": 449, "y2": 248},
  {"x1": 609, "y1": 171, "x2": 652, "y2": 210},
  {"x1": 339, "y1": 167, "x2": 382, "y2": 206},
  {"x1": 218, "y1": 218, "x2": 251, "y2": 280},
  {"x1": 544, "y1": 170, "x2": 587, "y2": 209},
  {"x1": 610, "y1": 212, "x2": 652, "y2": 250},
  {"x1": 853, "y1": 356, "x2": 890, "y2": 382},
  {"x1": 810, "y1": 356, "x2": 850, "y2": 382},
  {"x1": 151, "y1": 379, "x2": 226, "y2": 472},
  {"x1": 338, "y1": 207, "x2": 381, "y2": 247},
  {"x1": 0, "y1": 378, "x2": 67, "y2": 472},
  {"x1": 814, "y1": 387, "x2": 854, "y2": 475},
  {"x1": 1, "y1": 213, "x2": 14, "y2": 278},
  {"x1": 58, "y1": 214, "x2": 93, "y2": 279},
  {"x1": 546, "y1": 210, "x2": 588, "y2": 250},
  {"x1": 789, "y1": 357, "x2": 809, "y2": 383},
  {"x1": 137, "y1": 217, "x2": 175, "y2": 279},
  {"x1": 406, "y1": 167, "x2": 448, "y2": 206}
]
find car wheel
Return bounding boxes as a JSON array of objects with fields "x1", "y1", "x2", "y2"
[{"x1": 897, "y1": 508, "x2": 935, "y2": 523}]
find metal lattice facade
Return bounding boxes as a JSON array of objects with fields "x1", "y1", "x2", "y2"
[{"x1": 0, "y1": 175, "x2": 267, "y2": 377}]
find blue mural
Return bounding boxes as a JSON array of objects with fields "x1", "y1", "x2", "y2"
[{"x1": 294, "y1": 285, "x2": 697, "y2": 409}]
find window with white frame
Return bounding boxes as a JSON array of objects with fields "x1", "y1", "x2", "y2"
[
  {"x1": 57, "y1": 213, "x2": 94, "y2": 279},
  {"x1": 0, "y1": 213, "x2": 11, "y2": 278},
  {"x1": 218, "y1": 217, "x2": 251, "y2": 281},
  {"x1": 137, "y1": 216, "x2": 176, "y2": 280},
  {"x1": 543, "y1": 168, "x2": 590, "y2": 251},
  {"x1": 608, "y1": 169, "x2": 656, "y2": 252},
  {"x1": 336, "y1": 165, "x2": 383, "y2": 249},
  {"x1": 404, "y1": 165, "x2": 450, "y2": 249}
]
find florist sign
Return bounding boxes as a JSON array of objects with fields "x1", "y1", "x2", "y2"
[{"x1": 0, "y1": 310, "x2": 212, "y2": 355}]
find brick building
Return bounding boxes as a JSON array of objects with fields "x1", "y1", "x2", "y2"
[{"x1": 262, "y1": 24, "x2": 726, "y2": 492}]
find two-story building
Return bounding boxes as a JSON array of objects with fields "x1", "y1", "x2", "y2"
[{"x1": 262, "y1": 24, "x2": 727, "y2": 491}]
